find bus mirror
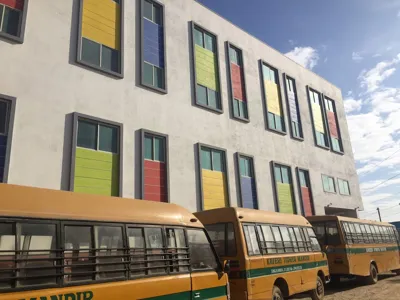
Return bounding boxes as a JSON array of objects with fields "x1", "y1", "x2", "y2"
[{"x1": 223, "y1": 260, "x2": 231, "y2": 274}]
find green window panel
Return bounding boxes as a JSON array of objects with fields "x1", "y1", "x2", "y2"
[
  {"x1": 239, "y1": 156, "x2": 252, "y2": 177},
  {"x1": 277, "y1": 183, "x2": 295, "y2": 214},
  {"x1": 201, "y1": 146, "x2": 224, "y2": 172},
  {"x1": 322, "y1": 175, "x2": 336, "y2": 193},
  {"x1": 144, "y1": 134, "x2": 165, "y2": 162}
]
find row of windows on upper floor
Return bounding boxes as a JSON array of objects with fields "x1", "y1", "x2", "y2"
[
  {"x1": 1, "y1": 0, "x2": 344, "y2": 155},
  {"x1": 0, "y1": 103, "x2": 351, "y2": 216}
]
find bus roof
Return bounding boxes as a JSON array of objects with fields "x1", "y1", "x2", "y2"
[
  {"x1": 0, "y1": 184, "x2": 203, "y2": 228},
  {"x1": 195, "y1": 207, "x2": 312, "y2": 227},
  {"x1": 306, "y1": 215, "x2": 393, "y2": 227}
]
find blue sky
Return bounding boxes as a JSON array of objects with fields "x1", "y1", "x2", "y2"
[{"x1": 198, "y1": 0, "x2": 400, "y2": 221}]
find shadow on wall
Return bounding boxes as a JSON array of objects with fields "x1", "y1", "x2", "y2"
[
  {"x1": 134, "y1": 129, "x2": 142, "y2": 199},
  {"x1": 60, "y1": 113, "x2": 74, "y2": 191},
  {"x1": 193, "y1": 144, "x2": 202, "y2": 212}
]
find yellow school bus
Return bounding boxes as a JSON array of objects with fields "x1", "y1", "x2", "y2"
[
  {"x1": 307, "y1": 215, "x2": 400, "y2": 284},
  {"x1": 195, "y1": 207, "x2": 329, "y2": 300},
  {"x1": 0, "y1": 184, "x2": 229, "y2": 300}
]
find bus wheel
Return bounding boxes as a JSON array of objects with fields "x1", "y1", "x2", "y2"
[
  {"x1": 365, "y1": 263, "x2": 378, "y2": 285},
  {"x1": 272, "y1": 285, "x2": 284, "y2": 300},
  {"x1": 310, "y1": 276, "x2": 325, "y2": 300},
  {"x1": 394, "y1": 269, "x2": 400, "y2": 276}
]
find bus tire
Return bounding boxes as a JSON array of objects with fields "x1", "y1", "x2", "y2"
[
  {"x1": 365, "y1": 263, "x2": 378, "y2": 285},
  {"x1": 394, "y1": 269, "x2": 400, "y2": 276},
  {"x1": 309, "y1": 276, "x2": 325, "y2": 300},
  {"x1": 272, "y1": 285, "x2": 284, "y2": 300}
]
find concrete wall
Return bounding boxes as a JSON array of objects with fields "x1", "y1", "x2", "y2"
[{"x1": 0, "y1": 0, "x2": 363, "y2": 214}]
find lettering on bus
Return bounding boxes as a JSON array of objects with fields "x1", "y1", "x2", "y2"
[
  {"x1": 19, "y1": 291, "x2": 93, "y2": 300},
  {"x1": 366, "y1": 247, "x2": 387, "y2": 253},
  {"x1": 267, "y1": 258, "x2": 282, "y2": 265},
  {"x1": 271, "y1": 265, "x2": 303, "y2": 274},
  {"x1": 267, "y1": 256, "x2": 310, "y2": 265}
]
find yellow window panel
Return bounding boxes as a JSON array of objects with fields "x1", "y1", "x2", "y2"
[
  {"x1": 265, "y1": 80, "x2": 281, "y2": 116},
  {"x1": 312, "y1": 103, "x2": 325, "y2": 133},
  {"x1": 277, "y1": 182, "x2": 295, "y2": 214}
]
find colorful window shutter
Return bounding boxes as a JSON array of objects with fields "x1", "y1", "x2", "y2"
[
  {"x1": 73, "y1": 117, "x2": 120, "y2": 197},
  {"x1": 274, "y1": 164, "x2": 296, "y2": 214},
  {"x1": 309, "y1": 88, "x2": 328, "y2": 147},
  {"x1": 142, "y1": 0, "x2": 166, "y2": 90},
  {"x1": 0, "y1": 0, "x2": 25, "y2": 38},
  {"x1": 143, "y1": 133, "x2": 168, "y2": 202},
  {"x1": 325, "y1": 97, "x2": 343, "y2": 152},
  {"x1": 238, "y1": 155, "x2": 257, "y2": 209},
  {"x1": 80, "y1": 0, "x2": 122, "y2": 74},
  {"x1": 262, "y1": 63, "x2": 284, "y2": 132},
  {"x1": 229, "y1": 45, "x2": 248, "y2": 120},
  {"x1": 0, "y1": 100, "x2": 10, "y2": 182},
  {"x1": 0, "y1": 0, "x2": 23, "y2": 10},
  {"x1": 285, "y1": 76, "x2": 302, "y2": 138},
  {"x1": 298, "y1": 169, "x2": 314, "y2": 216},
  {"x1": 200, "y1": 146, "x2": 228, "y2": 210}
]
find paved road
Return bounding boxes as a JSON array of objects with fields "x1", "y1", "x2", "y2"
[{"x1": 291, "y1": 274, "x2": 400, "y2": 300}]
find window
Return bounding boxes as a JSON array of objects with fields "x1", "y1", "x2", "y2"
[
  {"x1": 243, "y1": 225, "x2": 261, "y2": 256},
  {"x1": 258, "y1": 225, "x2": 276, "y2": 254},
  {"x1": 193, "y1": 24, "x2": 221, "y2": 111},
  {"x1": 324, "y1": 97, "x2": 343, "y2": 153},
  {"x1": 228, "y1": 44, "x2": 248, "y2": 120},
  {"x1": 262, "y1": 63, "x2": 285, "y2": 132},
  {"x1": 141, "y1": 0, "x2": 166, "y2": 91},
  {"x1": 238, "y1": 154, "x2": 258, "y2": 209},
  {"x1": 73, "y1": 116, "x2": 121, "y2": 197},
  {"x1": 78, "y1": 0, "x2": 122, "y2": 75},
  {"x1": 310, "y1": 221, "x2": 341, "y2": 247},
  {"x1": 0, "y1": 98, "x2": 11, "y2": 183},
  {"x1": 306, "y1": 228, "x2": 321, "y2": 252},
  {"x1": 271, "y1": 226, "x2": 284, "y2": 253},
  {"x1": 0, "y1": 100, "x2": 8, "y2": 135},
  {"x1": 187, "y1": 229, "x2": 218, "y2": 270},
  {"x1": 205, "y1": 223, "x2": 236, "y2": 257},
  {"x1": 142, "y1": 131, "x2": 168, "y2": 202},
  {"x1": 166, "y1": 228, "x2": 189, "y2": 273},
  {"x1": 285, "y1": 76, "x2": 302, "y2": 139},
  {"x1": 308, "y1": 88, "x2": 329, "y2": 148},
  {"x1": 274, "y1": 164, "x2": 296, "y2": 214},
  {"x1": 200, "y1": 146, "x2": 225, "y2": 172},
  {"x1": 127, "y1": 227, "x2": 146, "y2": 277},
  {"x1": 280, "y1": 227, "x2": 295, "y2": 253},
  {"x1": 297, "y1": 169, "x2": 314, "y2": 217},
  {"x1": 338, "y1": 179, "x2": 350, "y2": 196},
  {"x1": 322, "y1": 175, "x2": 336, "y2": 193},
  {"x1": 144, "y1": 227, "x2": 166, "y2": 275},
  {"x1": 0, "y1": 0, "x2": 27, "y2": 42}
]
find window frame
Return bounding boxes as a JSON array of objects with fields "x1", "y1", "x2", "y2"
[
  {"x1": 235, "y1": 153, "x2": 259, "y2": 209},
  {"x1": 140, "y1": 0, "x2": 167, "y2": 93},
  {"x1": 226, "y1": 41, "x2": 249, "y2": 122},
  {"x1": 324, "y1": 96, "x2": 344, "y2": 154},
  {"x1": 191, "y1": 22, "x2": 223, "y2": 114},
  {"x1": 0, "y1": 0, "x2": 29, "y2": 43},
  {"x1": 69, "y1": 113, "x2": 124, "y2": 196},
  {"x1": 197, "y1": 143, "x2": 230, "y2": 211},
  {"x1": 307, "y1": 86, "x2": 330, "y2": 150},
  {"x1": 271, "y1": 161, "x2": 297, "y2": 214},
  {"x1": 283, "y1": 73, "x2": 303, "y2": 141},
  {"x1": 76, "y1": 0, "x2": 124, "y2": 78},
  {"x1": 259, "y1": 60, "x2": 287, "y2": 135},
  {"x1": 0, "y1": 94, "x2": 16, "y2": 183},
  {"x1": 140, "y1": 129, "x2": 170, "y2": 202},
  {"x1": 296, "y1": 167, "x2": 315, "y2": 216},
  {"x1": 337, "y1": 178, "x2": 351, "y2": 196},
  {"x1": 321, "y1": 174, "x2": 336, "y2": 194}
]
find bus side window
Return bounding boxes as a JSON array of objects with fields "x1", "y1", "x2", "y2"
[
  {"x1": 306, "y1": 228, "x2": 321, "y2": 252},
  {"x1": 294, "y1": 227, "x2": 305, "y2": 252},
  {"x1": 342, "y1": 222, "x2": 352, "y2": 244},
  {"x1": 205, "y1": 224, "x2": 226, "y2": 257},
  {"x1": 363, "y1": 225, "x2": 373, "y2": 244},
  {"x1": 347, "y1": 222, "x2": 356, "y2": 243},
  {"x1": 312, "y1": 223, "x2": 326, "y2": 245},
  {"x1": 166, "y1": 228, "x2": 189, "y2": 273},
  {"x1": 0, "y1": 223, "x2": 15, "y2": 289},
  {"x1": 326, "y1": 222, "x2": 341, "y2": 246},
  {"x1": 378, "y1": 226, "x2": 387, "y2": 243},
  {"x1": 271, "y1": 226, "x2": 284, "y2": 254},
  {"x1": 354, "y1": 224, "x2": 362, "y2": 243},
  {"x1": 373, "y1": 226, "x2": 382, "y2": 243},
  {"x1": 260, "y1": 225, "x2": 276, "y2": 254},
  {"x1": 288, "y1": 227, "x2": 299, "y2": 252},
  {"x1": 144, "y1": 227, "x2": 166, "y2": 275},
  {"x1": 187, "y1": 229, "x2": 218, "y2": 270},
  {"x1": 366, "y1": 225, "x2": 376, "y2": 243},
  {"x1": 243, "y1": 225, "x2": 261, "y2": 256},
  {"x1": 359, "y1": 225, "x2": 369, "y2": 244},
  {"x1": 127, "y1": 227, "x2": 146, "y2": 277},
  {"x1": 279, "y1": 227, "x2": 294, "y2": 253},
  {"x1": 301, "y1": 228, "x2": 312, "y2": 252}
]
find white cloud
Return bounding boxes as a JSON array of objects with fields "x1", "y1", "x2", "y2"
[
  {"x1": 343, "y1": 97, "x2": 363, "y2": 114},
  {"x1": 352, "y1": 52, "x2": 364, "y2": 62},
  {"x1": 285, "y1": 47, "x2": 319, "y2": 70},
  {"x1": 373, "y1": 53, "x2": 382, "y2": 58},
  {"x1": 288, "y1": 39, "x2": 296, "y2": 46}
]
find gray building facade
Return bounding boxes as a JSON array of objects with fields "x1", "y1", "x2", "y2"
[{"x1": 0, "y1": 0, "x2": 362, "y2": 216}]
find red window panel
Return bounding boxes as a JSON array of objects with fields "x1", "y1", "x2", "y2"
[
  {"x1": 327, "y1": 111, "x2": 339, "y2": 138},
  {"x1": 0, "y1": 0, "x2": 24, "y2": 10},
  {"x1": 231, "y1": 63, "x2": 245, "y2": 101},
  {"x1": 144, "y1": 160, "x2": 167, "y2": 202},
  {"x1": 301, "y1": 187, "x2": 314, "y2": 217}
]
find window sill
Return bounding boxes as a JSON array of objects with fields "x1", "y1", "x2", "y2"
[
  {"x1": 232, "y1": 115, "x2": 250, "y2": 123},
  {"x1": 76, "y1": 59, "x2": 123, "y2": 79},
  {"x1": 291, "y1": 135, "x2": 304, "y2": 142},
  {"x1": 267, "y1": 127, "x2": 287, "y2": 136},
  {"x1": 339, "y1": 193, "x2": 351, "y2": 196},
  {"x1": 195, "y1": 101, "x2": 223, "y2": 114},
  {"x1": 331, "y1": 149, "x2": 344, "y2": 155},
  {"x1": 323, "y1": 190, "x2": 337, "y2": 194},
  {"x1": 0, "y1": 31, "x2": 23, "y2": 43},
  {"x1": 315, "y1": 144, "x2": 330, "y2": 151},
  {"x1": 140, "y1": 81, "x2": 168, "y2": 94}
]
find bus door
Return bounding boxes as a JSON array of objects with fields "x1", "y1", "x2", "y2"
[{"x1": 187, "y1": 228, "x2": 228, "y2": 300}]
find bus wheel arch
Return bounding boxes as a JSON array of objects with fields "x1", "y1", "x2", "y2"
[
  {"x1": 273, "y1": 278, "x2": 289, "y2": 298},
  {"x1": 317, "y1": 270, "x2": 325, "y2": 284}
]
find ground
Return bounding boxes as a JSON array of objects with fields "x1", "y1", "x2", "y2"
[{"x1": 292, "y1": 274, "x2": 400, "y2": 300}]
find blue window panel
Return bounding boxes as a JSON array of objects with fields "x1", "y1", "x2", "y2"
[
  {"x1": 143, "y1": 19, "x2": 164, "y2": 68},
  {"x1": 0, "y1": 135, "x2": 7, "y2": 182},
  {"x1": 240, "y1": 177, "x2": 258, "y2": 209}
]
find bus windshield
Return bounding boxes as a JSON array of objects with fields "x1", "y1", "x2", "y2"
[{"x1": 311, "y1": 221, "x2": 341, "y2": 246}]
